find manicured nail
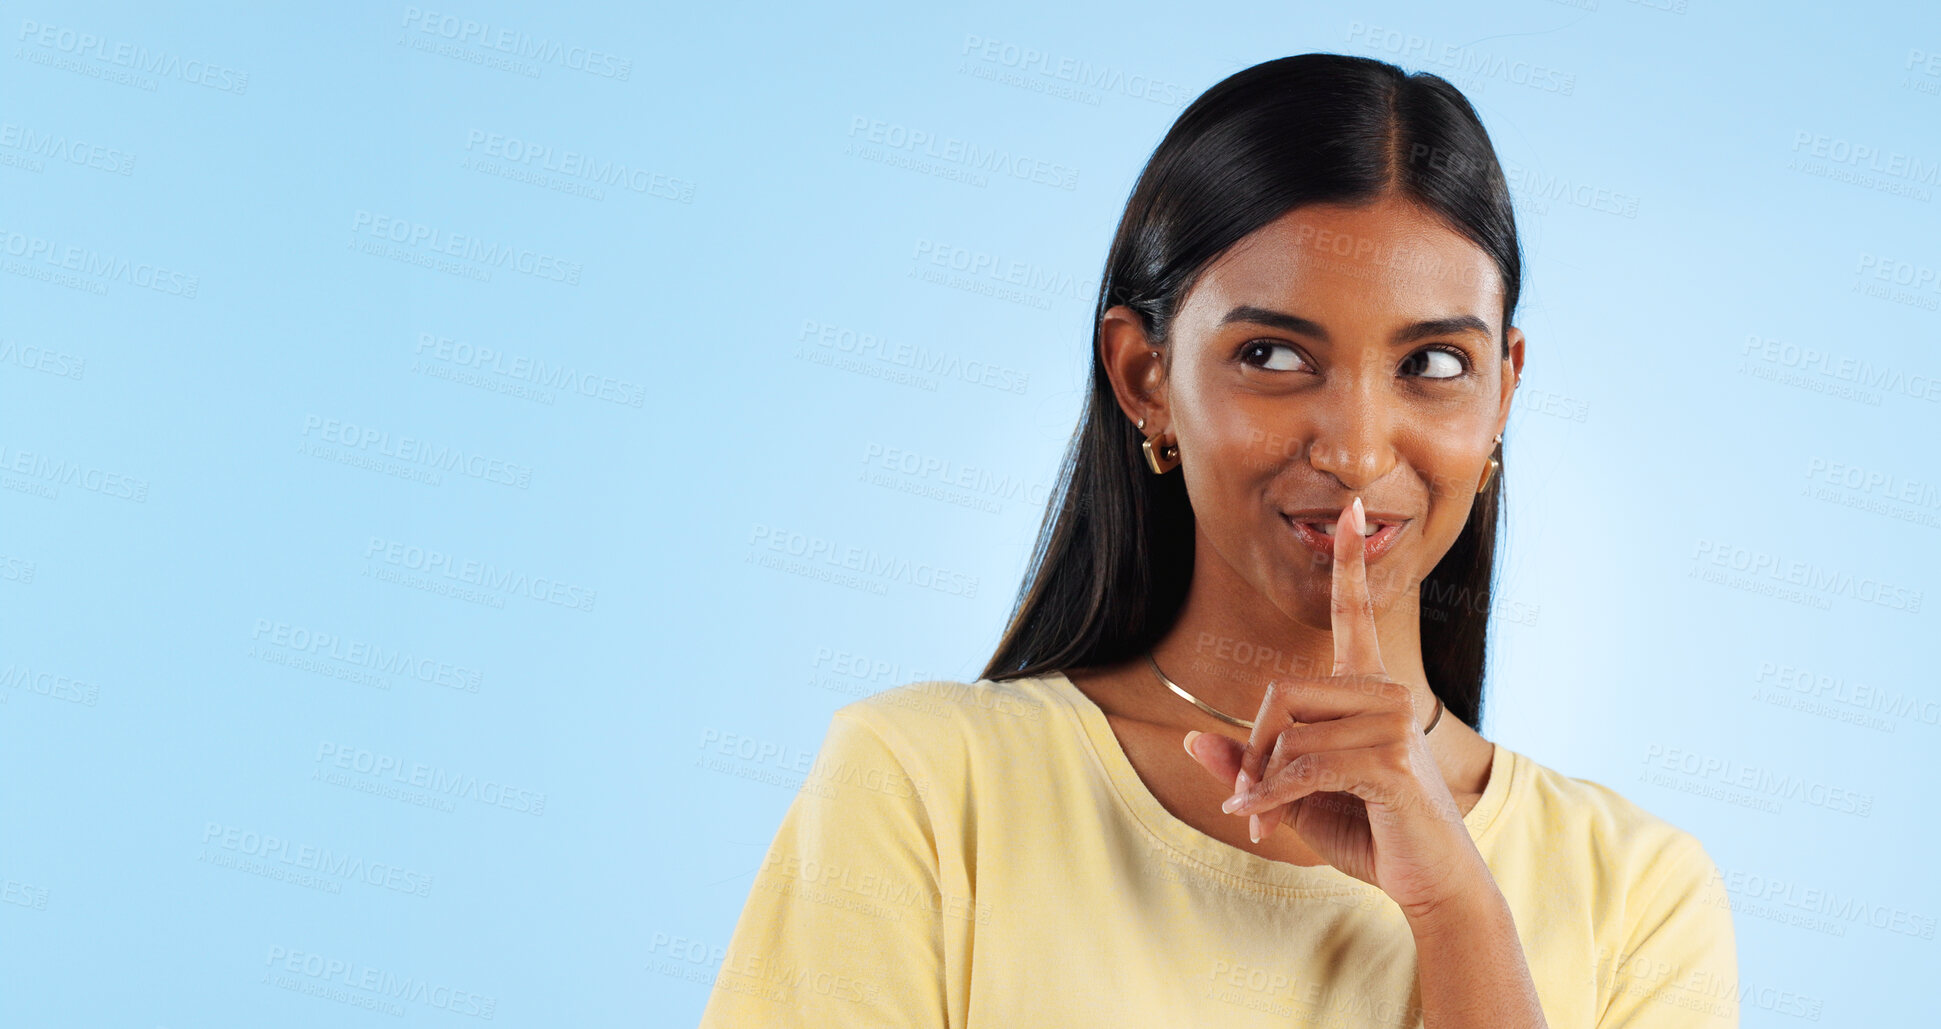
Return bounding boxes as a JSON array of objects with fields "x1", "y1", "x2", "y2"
[
  {"x1": 1351, "y1": 495, "x2": 1365, "y2": 535},
  {"x1": 1182, "y1": 730, "x2": 1201, "y2": 756},
  {"x1": 1249, "y1": 814, "x2": 1261, "y2": 843},
  {"x1": 1223, "y1": 769, "x2": 1251, "y2": 813}
]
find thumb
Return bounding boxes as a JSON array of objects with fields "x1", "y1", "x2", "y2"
[{"x1": 1183, "y1": 730, "x2": 1245, "y2": 787}]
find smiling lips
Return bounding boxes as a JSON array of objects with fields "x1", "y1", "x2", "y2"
[{"x1": 1280, "y1": 510, "x2": 1409, "y2": 563}]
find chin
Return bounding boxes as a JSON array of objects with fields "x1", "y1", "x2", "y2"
[
  {"x1": 1266, "y1": 568, "x2": 1340, "y2": 628},
  {"x1": 1271, "y1": 555, "x2": 1419, "y2": 621}
]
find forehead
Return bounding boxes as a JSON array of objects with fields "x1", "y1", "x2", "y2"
[{"x1": 1179, "y1": 199, "x2": 1504, "y2": 334}]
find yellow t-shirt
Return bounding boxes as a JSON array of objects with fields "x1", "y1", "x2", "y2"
[{"x1": 698, "y1": 671, "x2": 1738, "y2": 1028}]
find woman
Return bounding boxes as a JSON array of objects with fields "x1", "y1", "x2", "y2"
[{"x1": 700, "y1": 53, "x2": 1736, "y2": 1028}]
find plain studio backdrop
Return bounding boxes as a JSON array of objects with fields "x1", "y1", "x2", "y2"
[{"x1": 2, "y1": 0, "x2": 1936, "y2": 1024}]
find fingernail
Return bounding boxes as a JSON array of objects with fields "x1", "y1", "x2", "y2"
[
  {"x1": 1182, "y1": 730, "x2": 1201, "y2": 756},
  {"x1": 1223, "y1": 770, "x2": 1250, "y2": 812},
  {"x1": 1249, "y1": 814, "x2": 1261, "y2": 843},
  {"x1": 1351, "y1": 495, "x2": 1365, "y2": 535}
]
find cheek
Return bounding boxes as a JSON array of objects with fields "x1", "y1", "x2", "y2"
[
  {"x1": 1413, "y1": 446, "x2": 1486, "y2": 542},
  {"x1": 1182, "y1": 412, "x2": 1279, "y2": 487},
  {"x1": 1194, "y1": 392, "x2": 1309, "y2": 473},
  {"x1": 1177, "y1": 433, "x2": 1289, "y2": 553}
]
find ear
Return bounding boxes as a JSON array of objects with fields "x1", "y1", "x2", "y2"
[
  {"x1": 1100, "y1": 306, "x2": 1169, "y2": 433},
  {"x1": 1495, "y1": 324, "x2": 1526, "y2": 439}
]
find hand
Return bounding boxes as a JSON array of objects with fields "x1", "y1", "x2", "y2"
[{"x1": 1182, "y1": 496, "x2": 1487, "y2": 921}]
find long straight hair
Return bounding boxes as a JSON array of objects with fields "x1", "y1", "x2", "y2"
[{"x1": 978, "y1": 53, "x2": 1521, "y2": 730}]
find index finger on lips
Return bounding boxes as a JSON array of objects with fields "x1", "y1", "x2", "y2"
[{"x1": 1331, "y1": 496, "x2": 1387, "y2": 678}]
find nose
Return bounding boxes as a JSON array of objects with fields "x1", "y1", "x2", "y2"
[{"x1": 1301, "y1": 381, "x2": 1400, "y2": 491}]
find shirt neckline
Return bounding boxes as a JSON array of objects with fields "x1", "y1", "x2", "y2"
[{"x1": 1038, "y1": 667, "x2": 1520, "y2": 894}]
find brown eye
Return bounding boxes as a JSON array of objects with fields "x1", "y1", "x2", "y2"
[
  {"x1": 1399, "y1": 345, "x2": 1468, "y2": 379},
  {"x1": 1240, "y1": 341, "x2": 1308, "y2": 372}
]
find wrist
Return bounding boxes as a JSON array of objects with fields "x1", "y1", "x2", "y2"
[{"x1": 1404, "y1": 877, "x2": 1511, "y2": 941}]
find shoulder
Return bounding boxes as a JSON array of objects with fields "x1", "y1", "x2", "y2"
[
  {"x1": 1499, "y1": 755, "x2": 1741, "y2": 1025},
  {"x1": 838, "y1": 675, "x2": 1061, "y2": 729},
  {"x1": 1501, "y1": 748, "x2": 1725, "y2": 904},
  {"x1": 823, "y1": 674, "x2": 1068, "y2": 774}
]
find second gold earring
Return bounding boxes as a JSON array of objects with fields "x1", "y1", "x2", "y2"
[{"x1": 1476, "y1": 433, "x2": 1502, "y2": 493}]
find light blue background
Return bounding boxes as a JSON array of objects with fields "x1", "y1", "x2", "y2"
[{"x1": 3, "y1": 1, "x2": 1936, "y2": 1025}]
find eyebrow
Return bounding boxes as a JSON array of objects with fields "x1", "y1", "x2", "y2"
[{"x1": 1219, "y1": 305, "x2": 1493, "y2": 345}]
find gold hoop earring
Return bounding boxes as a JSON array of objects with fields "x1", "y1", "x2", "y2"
[
  {"x1": 1142, "y1": 432, "x2": 1180, "y2": 475},
  {"x1": 1136, "y1": 416, "x2": 1180, "y2": 474},
  {"x1": 1477, "y1": 433, "x2": 1502, "y2": 493}
]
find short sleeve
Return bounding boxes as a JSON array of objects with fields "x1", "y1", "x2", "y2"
[
  {"x1": 697, "y1": 709, "x2": 949, "y2": 1028},
  {"x1": 1595, "y1": 835, "x2": 1739, "y2": 1028}
]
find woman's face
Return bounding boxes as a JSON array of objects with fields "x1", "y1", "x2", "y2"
[{"x1": 1104, "y1": 195, "x2": 1525, "y2": 630}]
